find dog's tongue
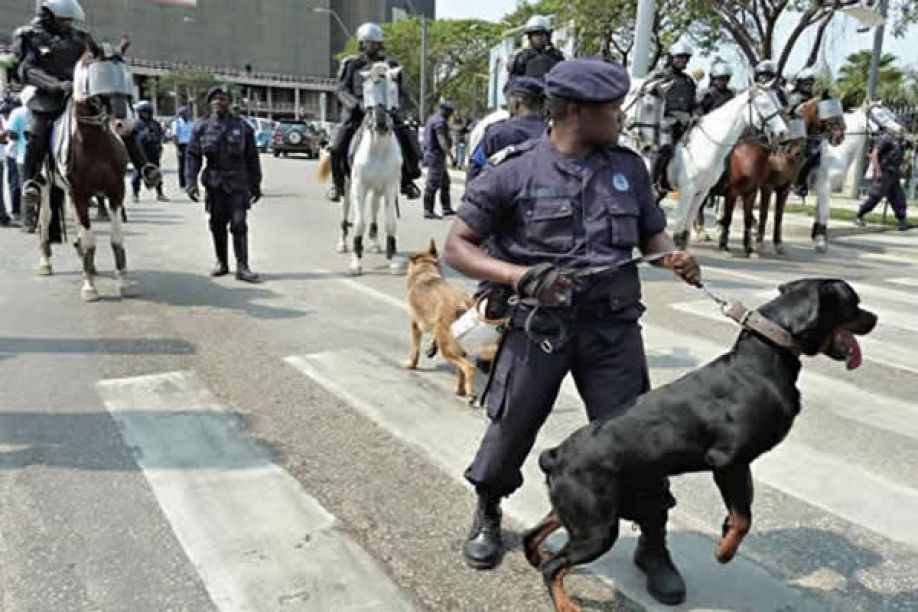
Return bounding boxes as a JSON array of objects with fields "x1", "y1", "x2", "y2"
[{"x1": 837, "y1": 330, "x2": 862, "y2": 370}]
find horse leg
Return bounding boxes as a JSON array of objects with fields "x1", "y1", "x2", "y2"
[
  {"x1": 741, "y1": 192, "x2": 756, "y2": 257},
  {"x1": 812, "y1": 176, "x2": 829, "y2": 253},
  {"x1": 37, "y1": 185, "x2": 53, "y2": 276},
  {"x1": 368, "y1": 191, "x2": 383, "y2": 254},
  {"x1": 384, "y1": 183, "x2": 400, "y2": 272},
  {"x1": 718, "y1": 194, "x2": 736, "y2": 252},
  {"x1": 757, "y1": 187, "x2": 772, "y2": 252},
  {"x1": 74, "y1": 196, "x2": 99, "y2": 302},
  {"x1": 336, "y1": 180, "x2": 351, "y2": 253},
  {"x1": 109, "y1": 191, "x2": 138, "y2": 297},
  {"x1": 774, "y1": 188, "x2": 789, "y2": 255},
  {"x1": 350, "y1": 181, "x2": 366, "y2": 275}
]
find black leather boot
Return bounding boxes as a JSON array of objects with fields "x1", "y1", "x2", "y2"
[
  {"x1": 210, "y1": 229, "x2": 229, "y2": 277},
  {"x1": 441, "y1": 190, "x2": 456, "y2": 216},
  {"x1": 463, "y1": 492, "x2": 503, "y2": 569},
  {"x1": 634, "y1": 520, "x2": 686, "y2": 605},
  {"x1": 423, "y1": 192, "x2": 441, "y2": 219},
  {"x1": 233, "y1": 232, "x2": 260, "y2": 283}
]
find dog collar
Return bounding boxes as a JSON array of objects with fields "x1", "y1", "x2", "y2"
[{"x1": 721, "y1": 300, "x2": 800, "y2": 354}]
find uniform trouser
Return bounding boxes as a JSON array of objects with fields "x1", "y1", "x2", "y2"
[
  {"x1": 132, "y1": 149, "x2": 163, "y2": 196},
  {"x1": 465, "y1": 314, "x2": 675, "y2": 522},
  {"x1": 858, "y1": 173, "x2": 907, "y2": 220},
  {"x1": 423, "y1": 156, "x2": 451, "y2": 211},
  {"x1": 207, "y1": 189, "x2": 250, "y2": 266},
  {"x1": 330, "y1": 110, "x2": 421, "y2": 191},
  {"x1": 176, "y1": 144, "x2": 188, "y2": 189}
]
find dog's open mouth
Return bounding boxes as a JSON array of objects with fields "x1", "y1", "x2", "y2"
[{"x1": 829, "y1": 329, "x2": 862, "y2": 370}]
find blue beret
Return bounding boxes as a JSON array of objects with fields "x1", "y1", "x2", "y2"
[
  {"x1": 206, "y1": 85, "x2": 231, "y2": 102},
  {"x1": 505, "y1": 76, "x2": 545, "y2": 98},
  {"x1": 545, "y1": 58, "x2": 631, "y2": 102}
]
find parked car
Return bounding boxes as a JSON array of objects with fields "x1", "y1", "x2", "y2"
[
  {"x1": 271, "y1": 120, "x2": 322, "y2": 158},
  {"x1": 243, "y1": 117, "x2": 276, "y2": 153}
]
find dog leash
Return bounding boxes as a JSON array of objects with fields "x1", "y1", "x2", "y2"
[{"x1": 695, "y1": 282, "x2": 798, "y2": 351}]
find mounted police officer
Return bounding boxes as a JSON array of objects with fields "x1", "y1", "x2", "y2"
[
  {"x1": 185, "y1": 86, "x2": 262, "y2": 282},
  {"x1": 855, "y1": 121, "x2": 909, "y2": 231},
  {"x1": 444, "y1": 58, "x2": 701, "y2": 606},
  {"x1": 326, "y1": 22, "x2": 421, "y2": 203},
  {"x1": 787, "y1": 68, "x2": 822, "y2": 196},
  {"x1": 698, "y1": 61, "x2": 735, "y2": 115},
  {"x1": 509, "y1": 15, "x2": 565, "y2": 78},
  {"x1": 12, "y1": 0, "x2": 159, "y2": 231},
  {"x1": 649, "y1": 41, "x2": 697, "y2": 191},
  {"x1": 132, "y1": 100, "x2": 168, "y2": 203},
  {"x1": 787, "y1": 67, "x2": 816, "y2": 113},
  {"x1": 753, "y1": 59, "x2": 788, "y2": 106},
  {"x1": 422, "y1": 99, "x2": 456, "y2": 219},
  {"x1": 466, "y1": 76, "x2": 547, "y2": 182}
]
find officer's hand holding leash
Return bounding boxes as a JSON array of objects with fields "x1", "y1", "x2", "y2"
[
  {"x1": 659, "y1": 250, "x2": 701, "y2": 286},
  {"x1": 515, "y1": 263, "x2": 573, "y2": 307},
  {"x1": 186, "y1": 184, "x2": 200, "y2": 203}
]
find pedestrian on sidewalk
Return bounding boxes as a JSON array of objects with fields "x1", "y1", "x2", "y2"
[
  {"x1": 3, "y1": 99, "x2": 26, "y2": 226},
  {"x1": 185, "y1": 85, "x2": 262, "y2": 283},
  {"x1": 132, "y1": 101, "x2": 168, "y2": 202},
  {"x1": 444, "y1": 58, "x2": 700, "y2": 606},
  {"x1": 855, "y1": 123, "x2": 909, "y2": 231},
  {"x1": 171, "y1": 106, "x2": 194, "y2": 190},
  {"x1": 0, "y1": 99, "x2": 13, "y2": 227},
  {"x1": 422, "y1": 99, "x2": 456, "y2": 219}
]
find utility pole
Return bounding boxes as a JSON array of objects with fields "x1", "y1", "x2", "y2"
[
  {"x1": 631, "y1": 0, "x2": 656, "y2": 77},
  {"x1": 420, "y1": 14, "x2": 428, "y2": 121},
  {"x1": 850, "y1": 0, "x2": 888, "y2": 198}
]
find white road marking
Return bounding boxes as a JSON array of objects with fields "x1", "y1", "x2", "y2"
[
  {"x1": 97, "y1": 371, "x2": 412, "y2": 612},
  {"x1": 888, "y1": 277, "x2": 918, "y2": 288}
]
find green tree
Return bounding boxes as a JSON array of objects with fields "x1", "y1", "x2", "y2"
[
  {"x1": 337, "y1": 18, "x2": 503, "y2": 119},
  {"x1": 157, "y1": 69, "x2": 218, "y2": 117},
  {"x1": 835, "y1": 51, "x2": 904, "y2": 108}
]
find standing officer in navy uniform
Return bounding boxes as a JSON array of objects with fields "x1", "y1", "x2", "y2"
[
  {"x1": 855, "y1": 123, "x2": 909, "y2": 231},
  {"x1": 444, "y1": 58, "x2": 700, "y2": 606},
  {"x1": 421, "y1": 99, "x2": 456, "y2": 219},
  {"x1": 509, "y1": 15, "x2": 565, "y2": 78},
  {"x1": 326, "y1": 23, "x2": 421, "y2": 202},
  {"x1": 466, "y1": 76, "x2": 547, "y2": 182},
  {"x1": 185, "y1": 86, "x2": 263, "y2": 282}
]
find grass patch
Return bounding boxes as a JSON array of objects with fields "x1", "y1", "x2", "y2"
[{"x1": 783, "y1": 203, "x2": 918, "y2": 229}]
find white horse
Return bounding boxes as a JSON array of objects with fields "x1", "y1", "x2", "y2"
[
  {"x1": 340, "y1": 62, "x2": 404, "y2": 276},
  {"x1": 625, "y1": 82, "x2": 790, "y2": 248},
  {"x1": 815, "y1": 101, "x2": 906, "y2": 223}
]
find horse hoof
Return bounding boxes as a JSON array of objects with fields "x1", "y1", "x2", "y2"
[
  {"x1": 813, "y1": 239, "x2": 826, "y2": 254},
  {"x1": 81, "y1": 287, "x2": 99, "y2": 302},
  {"x1": 694, "y1": 229, "x2": 711, "y2": 243},
  {"x1": 37, "y1": 263, "x2": 52, "y2": 276},
  {"x1": 336, "y1": 242, "x2": 348, "y2": 254}
]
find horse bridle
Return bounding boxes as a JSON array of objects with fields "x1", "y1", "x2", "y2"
[{"x1": 692, "y1": 87, "x2": 783, "y2": 149}]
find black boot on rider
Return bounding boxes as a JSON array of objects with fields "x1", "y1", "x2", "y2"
[
  {"x1": 462, "y1": 489, "x2": 503, "y2": 570},
  {"x1": 327, "y1": 153, "x2": 345, "y2": 202},
  {"x1": 423, "y1": 192, "x2": 441, "y2": 219},
  {"x1": 402, "y1": 179, "x2": 421, "y2": 200},
  {"x1": 634, "y1": 514, "x2": 686, "y2": 605},
  {"x1": 233, "y1": 232, "x2": 260, "y2": 283}
]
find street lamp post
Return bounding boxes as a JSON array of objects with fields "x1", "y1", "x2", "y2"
[
  {"x1": 850, "y1": 0, "x2": 889, "y2": 198},
  {"x1": 402, "y1": 0, "x2": 428, "y2": 121}
]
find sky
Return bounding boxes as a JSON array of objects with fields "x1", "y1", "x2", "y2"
[{"x1": 436, "y1": 0, "x2": 918, "y2": 80}]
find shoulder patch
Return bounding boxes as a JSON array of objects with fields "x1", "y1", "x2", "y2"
[{"x1": 488, "y1": 139, "x2": 536, "y2": 165}]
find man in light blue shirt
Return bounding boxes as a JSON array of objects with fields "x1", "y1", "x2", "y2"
[
  {"x1": 2, "y1": 99, "x2": 27, "y2": 226},
  {"x1": 171, "y1": 106, "x2": 194, "y2": 189}
]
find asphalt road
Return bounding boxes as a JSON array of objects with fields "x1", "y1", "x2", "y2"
[{"x1": 1, "y1": 148, "x2": 917, "y2": 612}]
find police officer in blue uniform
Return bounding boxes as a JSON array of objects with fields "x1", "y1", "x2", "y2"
[
  {"x1": 421, "y1": 99, "x2": 456, "y2": 219},
  {"x1": 131, "y1": 100, "x2": 168, "y2": 203},
  {"x1": 509, "y1": 15, "x2": 565, "y2": 78},
  {"x1": 855, "y1": 125, "x2": 910, "y2": 231},
  {"x1": 444, "y1": 58, "x2": 700, "y2": 606},
  {"x1": 185, "y1": 86, "x2": 263, "y2": 282},
  {"x1": 466, "y1": 76, "x2": 547, "y2": 182},
  {"x1": 12, "y1": 0, "x2": 159, "y2": 234},
  {"x1": 326, "y1": 23, "x2": 421, "y2": 203}
]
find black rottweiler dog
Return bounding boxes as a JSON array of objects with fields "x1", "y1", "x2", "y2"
[{"x1": 522, "y1": 279, "x2": 877, "y2": 611}]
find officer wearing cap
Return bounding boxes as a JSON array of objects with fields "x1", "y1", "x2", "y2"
[
  {"x1": 509, "y1": 15, "x2": 565, "y2": 78},
  {"x1": 421, "y1": 99, "x2": 456, "y2": 219},
  {"x1": 445, "y1": 58, "x2": 699, "y2": 605},
  {"x1": 466, "y1": 76, "x2": 547, "y2": 182},
  {"x1": 185, "y1": 85, "x2": 262, "y2": 282},
  {"x1": 698, "y1": 61, "x2": 735, "y2": 115},
  {"x1": 648, "y1": 41, "x2": 697, "y2": 191}
]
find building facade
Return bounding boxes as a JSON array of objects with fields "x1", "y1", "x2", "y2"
[{"x1": 0, "y1": 0, "x2": 434, "y2": 120}]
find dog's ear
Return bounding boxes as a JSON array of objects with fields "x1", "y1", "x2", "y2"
[{"x1": 428, "y1": 238, "x2": 438, "y2": 257}]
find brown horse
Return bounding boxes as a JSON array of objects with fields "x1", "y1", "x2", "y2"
[
  {"x1": 37, "y1": 41, "x2": 137, "y2": 301},
  {"x1": 715, "y1": 132, "x2": 774, "y2": 255},
  {"x1": 757, "y1": 97, "x2": 845, "y2": 254}
]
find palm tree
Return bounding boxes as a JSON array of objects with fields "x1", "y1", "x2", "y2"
[{"x1": 835, "y1": 51, "x2": 904, "y2": 108}]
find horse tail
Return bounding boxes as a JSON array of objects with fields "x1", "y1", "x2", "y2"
[{"x1": 317, "y1": 150, "x2": 332, "y2": 182}]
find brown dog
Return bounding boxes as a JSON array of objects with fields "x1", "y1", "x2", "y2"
[{"x1": 405, "y1": 239, "x2": 477, "y2": 404}]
